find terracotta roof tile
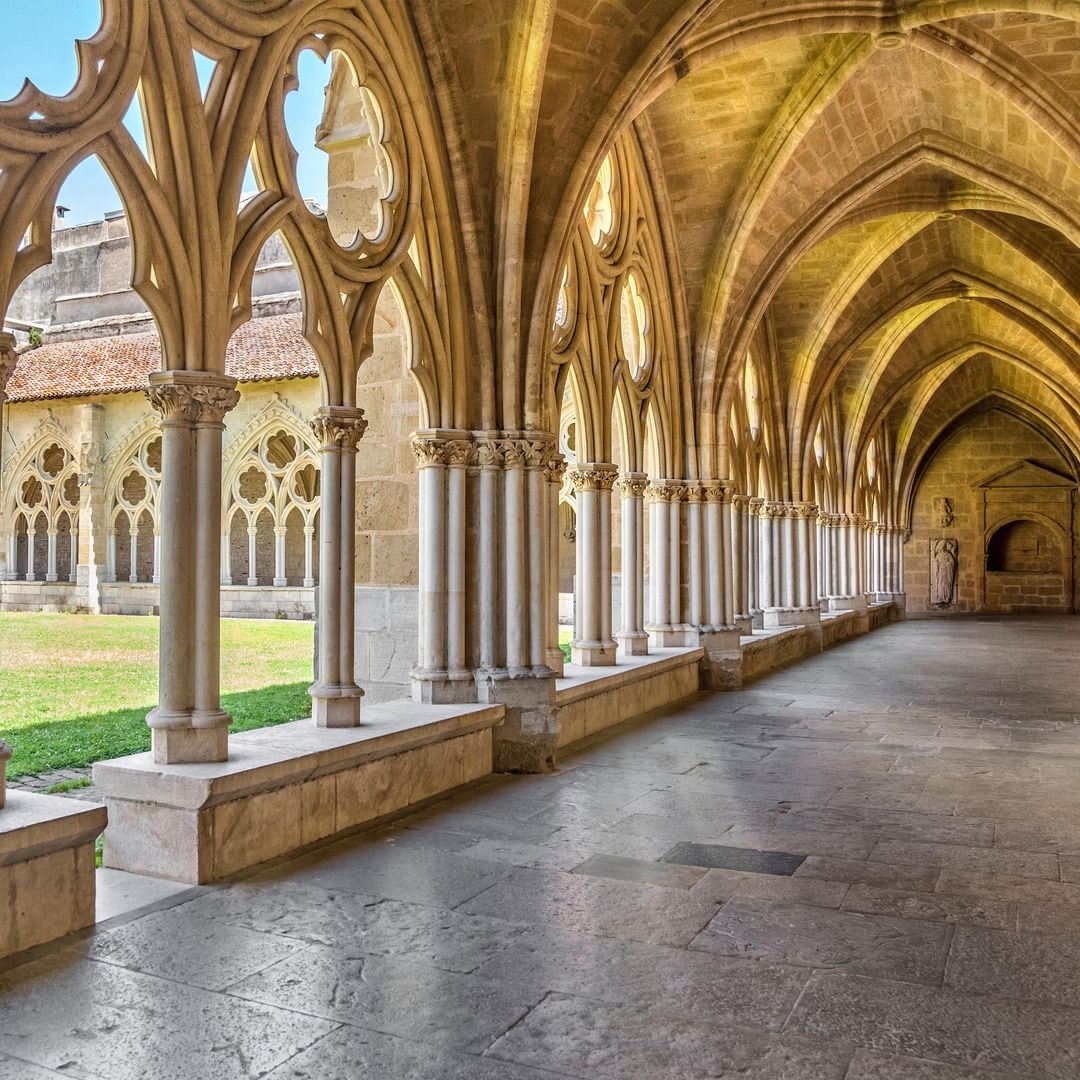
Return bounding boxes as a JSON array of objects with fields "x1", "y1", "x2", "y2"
[{"x1": 5, "y1": 313, "x2": 319, "y2": 403}]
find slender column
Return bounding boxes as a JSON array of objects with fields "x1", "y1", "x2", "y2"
[
  {"x1": 687, "y1": 487, "x2": 704, "y2": 630},
  {"x1": 106, "y1": 529, "x2": 116, "y2": 583},
  {"x1": 25, "y1": 527, "x2": 36, "y2": 583},
  {"x1": 129, "y1": 529, "x2": 139, "y2": 583},
  {"x1": 545, "y1": 456, "x2": 568, "y2": 674},
  {"x1": 220, "y1": 531, "x2": 232, "y2": 586},
  {"x1": 0, "y1": 338, "x2": 14, "y2": 583},
  {"x1": 703, "y1": 484, "x2": 724, "y2": 629},
  {"x1": 246, "y1": 524, "x2": 258, "y2": 586},
  {"x1": 731, "y1": 494, "x2": 750, "y2": 625},
  {"x1": 569, "y1": 463, "x2": 618, "y2": 666},
  {"x1": 412, "y1": 431, "x2": 482, "y2": 703},
  {"x1": 69, "y1": 525, "x2": 78, "y2": 582},
  {"x1": 145, "y1": 371, "x2": 239, "y2": 763},
  {"x1": 476, "y1": 438, "x2": 500, "y2": 674},
  {"x1": 303, "y1": 525, "x2": 315, "y2": 588},
  {"x1": 273, "y1": 526, "x2": 288, "y2": 587},
  {"x1": 5, "y1": 534, "x2": 15, "y2": 581},
  {"x1": 780, "y1": 509, "x2": 796, "y2": 609},
  {"x1": 758, "y1": 505, "x2": 775, "y2": 611},
  {"x1": 645, "y1": 481, "x2": 687, "y2": 646},
  {"x1": 308, "y1": 406, "x2": 367, "y2": 728},
  {"x1": 152, "y1": 530, "x2": 161, "y2": 585},
  {"x1": 748, "y1": 498, "x2": 763, "y2": 626},
  {"x1": 615, "y1": 473, "x2": 648, "y2": 655},
  {"x1": 46, "y1": 529, "x2": 58, "y2": 582},
  {"x1": 504, "y1": 444, "x2": 529, "y2": 676}
]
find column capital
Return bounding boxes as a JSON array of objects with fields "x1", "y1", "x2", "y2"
[
  {"x1": 645, "y1": 479, "x2": 691, "y2": 503},
  {"x1": 789, "y1": 502, "x2": 818, "y2": 520},
  {"x1": 615, "y1": 472, "x2": 648, "y2": 498},
  {"x1": 310, "y1": 406, "x2": 368, "y2": 451},
  {"x1": 146, "y1": 371, "x2": 239, "y2": 424},
  {"x1": 411, "y1": 431, "x2": 473, "y2": 467},
  {"x1": 568, "y1": 463, "x2": 619, "y2": 492},
  {"x1": 544, "y1": 454, "x2": 568, "y2": 486},
  {"x1": 700, "y1": 480, "x2": 734, "y2": 504},
  {"x1": 475, "y1": 432, "x2": 556, "y2": 469},
  {"x1": 731, "y1": 492, "x2": 752, "y2": 511}
]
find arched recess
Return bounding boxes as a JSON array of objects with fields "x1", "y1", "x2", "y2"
[
  {"x1": 104, "y1": 429, "x2": 161, "y2": 585},
  {"x1": 221, "y1": 403, "x2": 321, "y2": 589},
  {"x1": 3, "y1": 429, "x2": 80, "y2": 583}
]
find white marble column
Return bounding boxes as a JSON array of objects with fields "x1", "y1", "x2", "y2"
[
  {"x1": 545, "y1": 455, "x2": 568, "y2": 675},
  {"x1": 763, "y1": 503, "x2": 821, "y2": 635},
  {"x1": 273, "y1": 526, "x2": 288, "y2": 587},
  {"x1": 412, "y1": 431, "x2": 474, "y2": 704},
  {"x1": 246, "y1": 523, "x2": 258, "y2": 586},
  {"x1": 730, "y1": 494, "x2": 752, "y2": 630},
  {"x1": 646, "y1": 481, "x2": 689, "y2": 647},
  {"x1": 569, "y1": 463, "x2": 618, "y2": 666},
  {"x1": 615, "y1": 472, "x2": 648, "y2": 656},
  {"x1": 309, "y1": 406, "x2": 367, "y2": 728},
  {"x1": 144, "y1": 371, "x2": 239, "y2": 763},
  {"x1": 303, "y1": 525, "x2": 315, "y2": 588}
]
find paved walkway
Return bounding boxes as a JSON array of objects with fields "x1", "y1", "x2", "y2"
[{"x1": 2, "y1": 617, "x2": 1080, "y2": 1078}]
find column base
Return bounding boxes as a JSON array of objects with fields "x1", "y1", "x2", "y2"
[
  {"x1": 476, "y1": 672, "x2": 558, "y2": 773},
  {"x1": 828, "y1": 594, "x2": 869, "y2": 615},
  {"x1": 734, "y1": 614, "x2": 753, "y2": 634},
  {"x1": 151, "y1": 724, "x2": 229, "y2": 764},
  {"x1": 763, "y1": 607, "x2": 823, "y2": 652},
  {"x1": 411, "y1": 671, "x2": 477, "y2": 705},
  {"x1": 546, "y1": 647, "x2": 566, "y2": 678},
  {"x1": 310, "y1": 684, "x2": 364, "y2": 728},
  {"x1": 648, "y1": 626, "x2": 698, "y2": 648},
  {"x1": 572, "y1": 640, "x2": 618, "y2": 666},
  {"x1": 616, "y1": 631, "x2": 650, "y2": 656},
  {"x1": 751, "y1": 609, "x2": 764, "y2": 630}
]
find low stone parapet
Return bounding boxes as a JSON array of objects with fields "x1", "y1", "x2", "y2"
[
  {"x1": 0, "y1": 792, "x2": 106, "y2": 958},
  {"x1": 555, "y1": 648, "x2": 704, "y2": 747},
  {"x1": 94, "y1": 700, "x2": 503, "y2": 884}
]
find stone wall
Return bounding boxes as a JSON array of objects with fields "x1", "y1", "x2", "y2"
[{"x1": 905, "y1": 408, "x2": 1079, "y2": 615}]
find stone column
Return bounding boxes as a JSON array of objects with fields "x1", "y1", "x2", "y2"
[
  {"x1": 246, "y1": 523, "x2": 258, "y2": 586},
  {"x1": 144, "y1": 371, "x2": 239, "y2": 763},
  {"x1": 763, "y1": 503, "x2": 822, "y2": 644},
  {"x1": 568, "y1": 463, "x2": 618, "y2": 666},
  {"x1": 645, "y1": 481, "x2": 688, "y2": 647},
  {"x1": 696, "y1": 482, "x2": 743, "y2": 689},
  {"x1": 615, "y1": 472, "x2": 648, "y2": 656},
  {"x1": 273, "y1": 526, "x2": 288, "y2": 587},
  {"x1": 545, "y1": 455, "x2": 568, "y2": 675},
  {"x1": 474, "y1": 434, "x2": 559, "y2": 774},
  {"x1": 303, "y1": 525, "x2": 315, "y2": 587},
  {"x1": 731, "y1": 494, "x2": 752, "y2": 631},
  {"x1": 411, "y1": 431, "x2": 474, "y2": 704},
  {"x1": 309, "y1": 406, "x2": 367, "y2": 728},
  {"x1": 748, "y1": 498, "x2": 764, "y2": 627}
]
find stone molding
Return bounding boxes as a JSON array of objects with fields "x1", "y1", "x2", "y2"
[
  {"x1": 568, "y1": 463, "x2": 619, "y2": 491},
  {"x1": 146, "y1": 375, "x2": 240, "y2": 425},
  {"x1": 700, "y1": 481, "x2": 734, "y2": 504},
  {"x1": 310, "y1": 408, "x2": 368, "y2": 451},
  {"x1": 473, "y1": 434, "x2": 556, "y2": 470}
]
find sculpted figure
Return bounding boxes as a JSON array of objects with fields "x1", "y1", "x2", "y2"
[{"x1": 930, "y1": 537, "x2": 958, "y2": 607}]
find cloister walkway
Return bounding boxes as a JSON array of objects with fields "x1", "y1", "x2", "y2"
[{"x1": 2, "y1": 617, "x2": 1080, "y2": 1078}]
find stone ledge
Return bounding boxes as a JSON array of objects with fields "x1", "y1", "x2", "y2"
[
  {"x1": 555, "y1": 647, "x2": 705, "y2": 705},
  {"x1": 0, "y1": 791, "x2": 106, "y2": 867},
  {"x1": 0, "y1": 792, "x2": 105, "y2": 958},
  {"x1": 94, "y1": 701, "x2": 503, "y2": 885},
  {"x1": 94, "y1": 700, "x2": 503, "y2": 810},
  {"x1": 556, "y1": 648, "x2": 704, "y2": 748}
]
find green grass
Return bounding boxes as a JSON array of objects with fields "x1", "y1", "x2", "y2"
[
  {"x1": 559, "y1": 627, "x2": 572, "y2": 663},
  {"x1": 0, "y1": 613, "x2": 314, "y2": 778},
  {"x1": 44, "y1": 777, "x2": 94, "y2": 794}
]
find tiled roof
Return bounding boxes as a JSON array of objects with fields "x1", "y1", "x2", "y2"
[{"x1": 5, "y1": 313, "x2": 320, "y2": 403}]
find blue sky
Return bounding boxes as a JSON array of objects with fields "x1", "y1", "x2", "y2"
[{"x1": 0, "y1": 1, "x2": 331, "y2": 226}]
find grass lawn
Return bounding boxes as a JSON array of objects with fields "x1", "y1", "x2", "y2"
[{"x1": 0, "y1": 613, "x2": 314, "y2": 778}]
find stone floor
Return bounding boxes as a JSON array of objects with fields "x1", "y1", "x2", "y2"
[{"x1": 2, "y1": 616, "x2": 1080, "y2": 1078}]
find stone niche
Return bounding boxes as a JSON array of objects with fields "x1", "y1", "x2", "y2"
[
  {"x1": 976, "y1": 461, "x2": 1076, "y2": 615},
  {"x1": 906, "y1": 409, "x2": 1080, "y2": 615}
]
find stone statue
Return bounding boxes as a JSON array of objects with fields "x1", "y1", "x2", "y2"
[
  {"x1": 930, "y1": 538, "x2": 958, "y2": 607},
  {"x1": 933, "y1": 497, "x2": 954, "y2": 528}
]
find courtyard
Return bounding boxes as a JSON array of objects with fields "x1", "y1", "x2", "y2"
[
  {"x1": 0, "y1": 613, "x2": 314, "y2": 781},
  {"x1": 1, "y1": 617, "x2": 1078, "y2": 1078}
]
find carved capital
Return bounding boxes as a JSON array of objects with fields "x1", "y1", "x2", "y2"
[
  {"x1": 701, "y1": 481, "x2": 733, "y2": 504},
  {"x1": 645, "y1": 480, "x2": 690, "y2": 503},
  {"x1": 310, "y1": 408, "x2": 367, "y2": 451},
  {"x1": 731, "y1": 492, "x2": 752, "y2": 511},
  {"x1": 615, "y1": 472, "x2": 648, "y2": 498},
  {"x1": 146, "y1": 373, "x2": 240, "y2": 425},
  {"x1": 545, "y1": 455, "x2": 568, "y2": 486},
  {"x1": 568, "y1": 463, "x2": 619, "y2": 492}
]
